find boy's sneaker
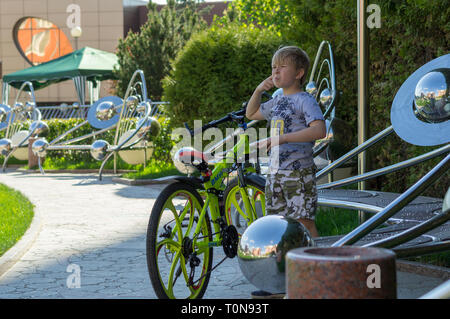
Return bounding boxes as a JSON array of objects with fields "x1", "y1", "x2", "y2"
[{"x1": 251, "y1": 290, "x2": 285, "y2": 299}]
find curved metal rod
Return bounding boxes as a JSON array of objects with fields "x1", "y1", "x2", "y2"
[
  {"x1": 114, "y1": 70, "x2": 149, "y2": 147},
  {"x1": 316, "y1": 125, "x2": 394, "y2": 179},
  {"x1": 53, "y1": 122, "x2": 116, "y2": 146},
  {"x1": 331, "y1": 153, "x2": 450, "y2": 247},
  {"x1": 14, "y1": 81, "x2": 37, "y2": 107},
  {"x1": 1, "y1": 151, "x2": 14, "y2": 172},
  {"x1": 37, "y1": 156, "x2": 45, "y2": 175},
  {"x1": 364, "y1": 207, "x2": 450, "y2": 249},
  {"x1": 318, "y1": 143, "x2": 450, "y2": 190},
  {"x1": 98, "y1": 151, "x2": 116, "y2": 181},
  {"x1": 420, "y1": 280, "x2": 450, "y2": 299},
  {"x1": 49, "y1": 120, "x2": 89, "y2": 145},
  {"x1": 392, "y1": 240, "x2": 450, "y2": 259}
]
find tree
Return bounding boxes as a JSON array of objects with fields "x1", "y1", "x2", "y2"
[
  {"x1": 114, "y1": 0, "x2": 208, "y2": 101},
  {"x1": 213, "y1": 0, "x2": 295, "y2": 37}
]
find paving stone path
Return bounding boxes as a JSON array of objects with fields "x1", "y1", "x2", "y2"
[{"x1": 0, "y1": 171, "x2": 447, "y2": 299}]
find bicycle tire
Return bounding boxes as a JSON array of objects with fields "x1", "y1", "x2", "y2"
[
  {"x1": 146, "y1": 182, "x2": 213, "y2": 299},
  {"x1": 223, "y1": 176, "x2": 266, "y2": 235}
]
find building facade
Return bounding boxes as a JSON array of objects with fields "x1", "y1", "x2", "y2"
[{"x1": 0, "y1": 0, "x2": 227, "y2": 106}]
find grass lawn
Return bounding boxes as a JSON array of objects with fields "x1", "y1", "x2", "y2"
[
  {"x1": 0, "y1": 183, "x2": 34, "y2": 257},
  {"x1": 122, "y1": 159, "x2": 184, "y2": 180},
  {"x1": 315, "y1": 206, "x2": 362, "y2": 237}
]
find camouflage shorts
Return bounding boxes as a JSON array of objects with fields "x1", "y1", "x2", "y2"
[{"x1": 265, "y1": 166, "x2": 318, "y2": 220}]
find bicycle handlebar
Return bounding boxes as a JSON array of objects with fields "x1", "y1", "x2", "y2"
[{"x1": 183, "y1": 91, "x2": 273, "y2": 136}]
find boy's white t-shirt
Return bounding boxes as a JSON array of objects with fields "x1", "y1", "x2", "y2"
[{"x1": 260, "y1": 91, "x2": 324, "y2": 172}]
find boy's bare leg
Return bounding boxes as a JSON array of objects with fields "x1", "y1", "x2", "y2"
[{"x1": 298, "y1": 218, "x2": 319, "y2": 238}]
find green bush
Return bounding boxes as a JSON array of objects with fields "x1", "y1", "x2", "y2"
[{"x1": 162, "y1": 25, "x2": 286, "y2": 128}]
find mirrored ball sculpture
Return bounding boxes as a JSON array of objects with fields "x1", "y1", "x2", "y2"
[
  {"x1": 0, "y1": 138, "x2": 12, "y2": 156},
  {"x1": 31, "y1": 139, "x2": 49, "y2": 157},
  {"x1": 96, "y1": 101, "x2": 117, "y2": 121},
  {"x1": 90, "y1": 140, "x2": 110, "y2": 161},
  {"x1": 137, "y1": 117, "x2": 161, "y2": 140},
  {"x1": 391, "y1": 54, "x2": 449, "y2": 146},
  {"x1": 30, "y1": 121, "x2": 49, "y2": 137},
  {"x1": 413, "y1": 68, "x2": 450, "y2": 124},
  {"x1": 237, "y1": 215, "x2": 315, "y2": 293}
]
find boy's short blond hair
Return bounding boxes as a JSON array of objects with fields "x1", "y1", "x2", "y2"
[{"x1": 272, "y1": 46, "x2": 310, "y2": 86}]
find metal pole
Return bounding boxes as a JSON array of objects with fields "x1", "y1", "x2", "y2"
[{"x1": 357, "y1": 0, "x2": 370, "y2": 223}]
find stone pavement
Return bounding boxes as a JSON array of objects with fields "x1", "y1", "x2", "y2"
[{"x1": 0, "y1": 170, "x2": 447, "y2": 299}]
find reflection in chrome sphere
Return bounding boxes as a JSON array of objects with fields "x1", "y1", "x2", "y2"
[
  {"x1": 0, "y1": 138, "x2": 12, "y2": 156},
  {"x1": 90, "y1": 140, "x2": 110, "y2": 161},
  {"x1": 96, "y1": 101, "x2": 117, "y2": 121},
  {"x1": 30, "y1": 121, "x2": 49, "y2": 137},
  {"x1": 126, "y1": 95, "x2": 139, "y2": 110},
  {"x1": 414, "y1": 68, "x2": 450, "y2": 123},
  {"x1": 319, "y1": 88, "x2": 333, "y2": 108},
  {"x1": 305, "y1": 81, "x2": 318, "y2": 96},
  {"x1": 0, "y1": 106, "x2": 7, "y2": 122},
  {"x1": 13, "y1": 102, "x2": 24, "y2": 113},
  {"x1": 237, "y1": 215, "x2": 315, "y2": 293},
  {"x1": 31, "y1": 139, "x2": 49, "y2": 157},
  {"x1": 137, "y1": 117, "x2": 161, "y2": 139},
  {"x1": 25, "y1": 101, "x2": 35, "y2": 113},
  {"x1": 136, "y1": 101, "x2": 150, "y2": 114},
  {"x1": 173, "y1": 147, "x2": 206, "y2": 174}
]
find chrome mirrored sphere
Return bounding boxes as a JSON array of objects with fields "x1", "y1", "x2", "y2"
[
  {"x1": 0, "y1": 106, "x2": 7, "y2": 122},
  {"x1": 13, "y1": 102, "x2": 24, "y2": 113},
  {"x1": 0, "y1": 138, "x2": 12, "y2": 156},
  {"x1": 137, "y1": 117, "x2": 161, "y2": 140},
  {"x1": 136, "y1": 101, "x2": 150, "y2": 114},
  {"x1": 173, "y1": 146, "x2": 206, "y2": 174},
  {"x1": 125, "y1": 95, "x2": 139, "y2": 110},
  {"x1": 305, "y1": 81, "x2": 318, "y2": 96},
  {"x1": 24, "y1": 101, "x2": 35, "y2": 113},
  {"x1": 90, "y1": 139, "x2": 110, "y2": 161},
  {"x1": 96, "y1": 101, "x2": 117, "y2": 121},
  {"x1": 414, "y1": 68, "x2": 450, "y2": 123},
  {"x1": 238, "y1": 215, "x2": 315, "y2": 293},
  {"x1": 31, "y1": 139, "x2": 49, "y2": 157},
  {"x1": 30, "y1": 121, "x2": 49, "y2": 137},
  {"x1": 319, "y1": 88, "x2": 333, "y2": 108}
]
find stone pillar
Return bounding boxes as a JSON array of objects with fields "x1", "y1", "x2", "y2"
[
  {"x1": 286, "y1": 246, "x2": 397, "y2": 299},
  {"x1": 28, "y1": 137, "x2": 42, "y2": 169}
]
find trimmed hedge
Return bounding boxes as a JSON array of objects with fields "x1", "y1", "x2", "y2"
[{"x1": 162, "y1": 25, "x2": 286, "y2": 128}]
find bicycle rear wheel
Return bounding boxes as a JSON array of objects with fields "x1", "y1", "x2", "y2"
[
  {"x1": 146, "y1": 182, "x2": 213, "y2": 299},
  {"x1": 223, "y1": 176, "x2": 266, "y2": 235}
]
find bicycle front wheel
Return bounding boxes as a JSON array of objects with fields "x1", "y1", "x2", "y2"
[
  {"x1": 146, "y1": 182, "x2": 213, "y2": 299},
  {"x1": 223, "y1": 176, "x2": 266, "y2": 235}
]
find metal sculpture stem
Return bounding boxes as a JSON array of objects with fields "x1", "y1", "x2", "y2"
[
  {"x1": 392, "y1": 240, "x2": 450, "y2": 259},
  {"x1": 331, "y1": 153, "x2": 450, "y2": 247},
  {"x1": 98, "y1": 151, "x2": 115, "y2": 181},
  {"x1": 316, "y1": 125, "x2": 394, "y2": 179},
  {"x1": 364, "y1": 208, "x2": 450, "y2": 249},
  {"x1": 318, "y1": 143, "x2": 450, "y2": 190}
]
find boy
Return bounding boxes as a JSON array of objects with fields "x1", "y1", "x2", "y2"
[{"x1": 245, "y1": 46, "x2": 326, "y2": 299}]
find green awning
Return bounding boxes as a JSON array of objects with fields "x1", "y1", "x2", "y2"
[{"x1": 3, "y1": 47, "x2": 118, "y2": 90}]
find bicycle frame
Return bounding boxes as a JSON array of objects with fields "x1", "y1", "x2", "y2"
[{"x1": 175, "y1": 131, "x2": 259, "y2": 253}]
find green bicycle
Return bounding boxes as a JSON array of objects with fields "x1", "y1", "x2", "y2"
[{"x1": 146, "y1": 106, "x2": 267, "y2": 299}]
